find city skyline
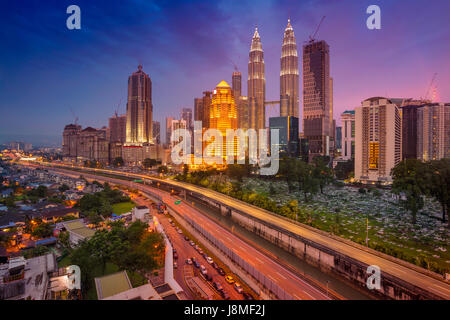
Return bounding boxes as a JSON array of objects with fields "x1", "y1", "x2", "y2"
[{"x1": 0, "y1": 0, "x2": 449, "y2": 146}]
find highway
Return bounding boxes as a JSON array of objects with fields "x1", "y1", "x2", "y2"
[
  {"x1": 31, "y1": 162, "x2": 450, "y2": 299},
  {"x1": 44, "y1": 165, "x2": 332, "y2": 300}
]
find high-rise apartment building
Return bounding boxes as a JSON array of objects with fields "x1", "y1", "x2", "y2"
[
  {"x1": 165, "y1": 116, "x2": 174, "y2": 146},
  {"x1": 108, "y1": 113, "x2": 126, "y2": 143},
  {"x1": 355, "y1": 97, "x2": 401, "y2": 184},
  {"x1": 341, "y1": 110, "x2": 355, "y2": 160},
  {"x1": 417, "y1": 103, "x2": 450, "y2": 161},
  {"x1": 181, "y1": 108, "x2": 193, "y2": 132},
  {"x1": 248, "y1": 27, "x2": 266, "y2": 131},
  {"x1": 232, "y1": 71, "x2": 242, "y2": 100},
  {"x1": 302, "y1": 40, "x2": 331, "y2": 158},
  {"x1": 237, "y1": 96, "x2": 249, "y2": 130},
  {"x1": 269, "y1": 116, "x2": 299, "y2": 158},
  {"x1": 280, "y1": 19, "x2": 299, "y2": 120},
  {"x1": 125, "y1": 65, "x2": 153, "y2": 145},
  {"x1": 152, "y1": 121, "x2": 161, "y2": 145}
]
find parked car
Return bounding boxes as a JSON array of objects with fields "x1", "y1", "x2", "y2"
[
  {"x1": 177, "y1": 229, "x2": 183, "y2": 234},
  {"x1": 242, "y1": 292, "x2": 254, "y2": 300},
  {"x1": 186, "y1": 258, "x2": 192, "y2": 265},
  {"x1": 211, "y1": 262, "x2": 219, "y2": 270},
  {"x1": 225, "y1": 275, "x2": 235, "y2": 284},
  {"x1": 191, "y1": 257, "x2": 197, "y2": 263},
  {"x1": 193, "y1": 261, "x2": 200, "y2": 268},
  {"x1": 206, "y1": 257, "x2": 213, "y2": 264},
  {"x1": 217, "y1": 268, "x2": 225, "y2": 276},
  {"x1": 189, "y1": 240, "x2": 195, "y2": 246},
  {"x1": 194, "y1": 245, "x2": 200, "y2": 251},
  {"x1": 213, "y1": 282, "x2": 223, "y2": 292},
  {"x1": 200, "y1": 265, "x2": 207, "y2": 275},
  {"x1": 173, "y1": 262, "x2": 178, "y2": 269},
  {"x1": 234, "y1": 283, "x2": 243, "y2": 294},
  {"x1": 173, "y1": 252, "x2": 178, "y2": 259},
  {"x1": 220, "y1": 290, "x2": 230, "y2": 300},
  {"x1": 203, "y1": 273, "x2": 212, "y2": 281},
  {"x1": 198, "y1": 249, "x2": 204, "y2": 255},
  {"x1": 184, "y1": 236, "x2": 189, "y2": 241}
]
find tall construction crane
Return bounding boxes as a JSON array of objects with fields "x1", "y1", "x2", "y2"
[
  {"x1": 308, "y1": 16, "x2": 326, "y2": 43},
  {"x1": 115, "y1": 99, "x2": 122, "y2": 117},
  {"x1": 69, "y1": 107, "x2": 78, "y2": 125},
  {"x1": 423, "y1": 73, "x2": 437, "y2": 102}
]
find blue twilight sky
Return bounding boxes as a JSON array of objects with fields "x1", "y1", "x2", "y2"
[{"x1": 0, "y1": 0, "x2": 449, "y2": 146}]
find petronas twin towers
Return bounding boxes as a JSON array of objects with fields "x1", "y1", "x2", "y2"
[{"x1": 247, "y1": 19, "x2": 299, "y2": 131}]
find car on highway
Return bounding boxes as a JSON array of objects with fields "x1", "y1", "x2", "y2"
[
  {"x1": 202, "y1": 273, "x2": 212, "y2": 282},
  {"x1": 200, "y1": 265, "x2": 207, "y2": 275},
  {"x1": 206, "y1": 257, "x2": 213, "y2": 264},
  {"x1": 217, "y1": 268, "x2": 225, "y2": 276},
  {"x1": 225, "y1": 275, "x2": 235, "y2": 284},
  {"x1": 242, "y1": 292, "x2": 254, "y2": 300},
  {"x1": 185, "y1": 258, "x2": 192, "y2": 265},
  {"x1": 220, "y1": 290, "x2": 230, "y2": 300},
  {"x1": 234, "y1": 283, "x2": 243, "y2": 294},
  {"x1": 213, "y1": 282, "x2": 223, "y2": 292}
]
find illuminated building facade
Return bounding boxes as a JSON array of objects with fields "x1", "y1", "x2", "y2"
[
  {"x1": 417, "y1": 103, "x2": 450, "y2": 161},
  {"x1": 280, "y1": 19, "x2": 299, "y2": 119},
  {"x1": 125, "y1": 65, "x2": 153, "y2": 146},
  {"x1": 108, "y1": 114, "x2": 126, "y2": 143},
  {"x1": 355, "y1": 97, "x2": 401, "y2": 184},
  {"x1": 208, "y1": 81, "x2": 238, "y2": 161},
  {"x1": 302, "y1": 40, "x2": 331, "y2": 158},
  {"x1": 248, "y1": 27, "x2": 266, "y2": 131},
  {"x1": 341, "y1": 110, "x2": 355, "y2": 160},
  {"x1": 232, "y1": 71, "x2": 242, "y2": 100}
]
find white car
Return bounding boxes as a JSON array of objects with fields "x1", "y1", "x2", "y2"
[
  {"x1": 200, "y1": 265, "x2": 207, "y2": 275},
  {"x1": 189, "y1": 241, "x2": 195, "y2": 246},
  {"x1": 234, "y1": 283, "x2": 243, "y2": 294},
  {"x1": 206, "y1": 257, "x2": 213, "y2": 264}
]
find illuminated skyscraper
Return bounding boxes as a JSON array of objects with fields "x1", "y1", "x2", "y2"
[
  {"x1": 208, "y1": 81, "x2": 238, "y2": 160},
  {"x1": 302, "y1": 40, "x2": 331, "y2": 158},
  {"x1": 232, "y1": 71, "x2": 242, "y2": 100},
  {"x1": 355, "y1": 97, "x2": 401, "y2": 184},
  {"x1": 280, "y1": 19, "x2": 299, "y2": 119},
  {"x1": 125, "y1": 65, "x2": 153, "y2": 145},
  {"x1": 248, "y1": 27, "x2": 266, "y2": 131}
]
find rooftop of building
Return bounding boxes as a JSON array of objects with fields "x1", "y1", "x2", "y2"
[
  {"x1": 63, "y1": 220, "x2": 95, "y2": 238},
  {"x1": 95, "y1": 271, "x2": 132, "y2": 299}
]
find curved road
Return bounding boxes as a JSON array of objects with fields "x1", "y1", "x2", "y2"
[
  {"x1": 34, "y1": 162, "x2": 450, "y2": 299},
  {"x1": 43, "y1": 165, "x2": 331, "y2": 300}
]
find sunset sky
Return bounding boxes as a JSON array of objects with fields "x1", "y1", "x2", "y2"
[{"x1": 0, "y1": 0, "x2": 449, "y2": 145}]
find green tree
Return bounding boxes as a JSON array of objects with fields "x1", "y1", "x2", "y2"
[
  {"x1": 280, "y1": 157, "x2": 296, "y2": 193},
  {"x1": 143, "y1": 158, "x2": 157, "y2": 169},
  {"x1": 157, "y1": 165, "x2": 168, "y2": 174},
  {"x1": 313, "y1": 156, "x2": 334, "y2": 194},
  {"x1": 32, "y1": 223, "x2": 53, "y2": 238},
  {"x1": 295, "y1": 160, "x2": 319, "y2": 202},
  {"x1": 334, "y1": 159, "x2": 354, "y2": 180},
  {"x1": 392, "y1": 159, "x2": 426, "y2": 225},
  {"x1": 112, "y1": 157, "x2": 124, "y2": 167},
  {"x1": 428, "y1": 159, "x2": 450, "y2": 226}
]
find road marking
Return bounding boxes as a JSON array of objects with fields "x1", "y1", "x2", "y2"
[
  {"x1": 254, "y1": 256, "x2": 263, "y2": 264},
  {"x1": 293, "y1": 294, "x2": 303, "y2": 300},
  {"x1": 276, "y1": 271, "x2": 287, "y2": 280}
]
